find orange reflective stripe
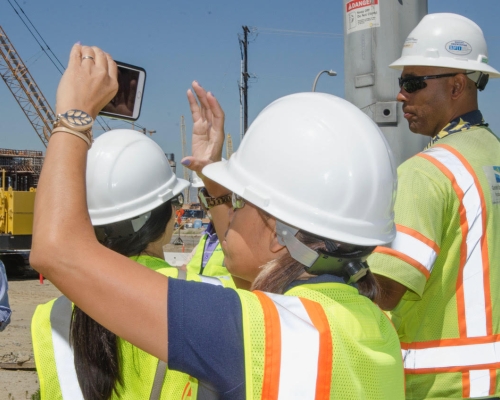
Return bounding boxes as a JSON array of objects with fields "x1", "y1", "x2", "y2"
[
  {"x1": 404, "y1": 362, "x2": 500, "y2": 375},
  {"x1": 254, "y1": 291, "x2": 281, "y2": 400},
  {"x1": 490, "y1": 370, "x2": 497, "y2": 396},
  {"x1": 463, "y1": 371, "x2": 470, "y2": 398},
  {"x1": 418, "y1": 152, "x2": 469, "y2": 337},
  {"x1": 401, "y1": 333, "x2": 500, "y2": 349},
  {"x1": 300, "y1": 298, "x2": 333, "y2": 400},
  {"x1": 438, "y1": 144, "x2": 493, "y2": 336},
  {"x1": 374, "y1": 246, "x2": 430, "y2": 279},
  {"x1": 395, "y1": 224, "x2": 440, "y2": 254}
]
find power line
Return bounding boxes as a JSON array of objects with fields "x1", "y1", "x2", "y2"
[
  {"x1": 7, "y1": 0, "x2": 65, "y2": 74},
  {"x1": 252, "y1": 27, "x2": 343, "y2": 38},
  {"x1": 5, "y1": 0, "x2": 123, "y2": 132}
]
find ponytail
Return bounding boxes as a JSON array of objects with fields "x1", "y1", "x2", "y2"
[{"x1": 70, "y1": 201, "x2": 173, "y2": 399}]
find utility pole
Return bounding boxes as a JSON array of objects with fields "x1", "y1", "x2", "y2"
[
  {"x1": 226, "y1": 133, "x2": 234, "y2": 159},
  {"x1": 343, "y1": 0, "x2": 428, "y2": 165},
  {"x1": 180, "y1": 116, "x2": 189, "y2": 202},
  {"x1": 239, "y1": 26, "x2": 250, "y2": 138}
]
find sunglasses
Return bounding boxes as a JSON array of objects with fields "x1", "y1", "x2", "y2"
[
  {"x1": 398, "y1": 72, "x2": 473, "y2": 93},
  {"x1": 232, "y1": 192, "x2": 246, "y2": 210},
  {"x1": 171, "y1": 193, "x2": 184, "y2": 209}
]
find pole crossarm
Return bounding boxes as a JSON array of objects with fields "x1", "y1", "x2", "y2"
[{"x1": 0, "y1": 25, "x2": 55, "y2": 147}]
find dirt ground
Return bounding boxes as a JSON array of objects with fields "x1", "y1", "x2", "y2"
[
  {"x1": 0, "y1": 278, "x2": 60, "y2": 399},
  {"x1": 0, "y1": 232, "x2": 201, "y2": 400}
]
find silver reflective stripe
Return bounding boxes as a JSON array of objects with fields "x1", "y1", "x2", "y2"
[
  {"x1": 50, "y1": 296, "x2": 84, "y2": 399},
  {"x1": 149, "y1": 360, "x2": 168, "y2": 400},
  {"x1": 177, "y1": 269, "x2": 187, "y2": 280},
  {"x1": 199, "y1": 276, "x2": 223, "y2": 286}
]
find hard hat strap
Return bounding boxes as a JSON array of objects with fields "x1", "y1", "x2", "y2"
[
  {"x1": 467, "y1": 71, "x2": 489, "y2": 91},
  {"x1": 94, "y1": 211, "x2": 151, "y2": 240},
  {"x1": 276, "y1": 220, "x2": 319, "y2": 268},
  {"x1": 275, "y1": 220, "x2": 374, "y2": 283}
]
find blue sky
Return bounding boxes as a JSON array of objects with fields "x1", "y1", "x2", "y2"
[{"x1": 1, "y1": 0, "x2": 499, "y2": 173}]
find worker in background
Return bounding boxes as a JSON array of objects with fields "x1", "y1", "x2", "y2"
[
  {"x1": 185, "y1": 170, "x2": 228, "y2": 277},
  {"x1": 0, "y1": 260, "x2": 11, "y2": 331},
  {"x1": 32, "y1": 129, "x2": 233, "y2": 400},
  {"x1": 368, "y1": 13, "x2": 500, "y2": 400},
  {"x1": 30, "y1": 44, "x2": 405, "y2": 399}
]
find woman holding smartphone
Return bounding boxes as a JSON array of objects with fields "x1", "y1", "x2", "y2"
[{"x1": 31, "y1": 44, "x2": 405, "y2": 399}]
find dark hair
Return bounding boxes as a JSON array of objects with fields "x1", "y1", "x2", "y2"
[
  {"x1": 251, "y1": 214, "x2": 379, "y2": 300},
  {"x1": 70, "y1": 200, "x2": 173, "y2": 400}
]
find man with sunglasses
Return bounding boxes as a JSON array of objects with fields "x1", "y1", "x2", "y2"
[{"x1": 368, "y1": 13, "x2": 500, "y2": 400}]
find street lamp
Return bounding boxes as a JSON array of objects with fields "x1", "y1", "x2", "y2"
[
  {"x1": 140, "y1": 128, "x2": 156, "y2": 136},
  {"x1": 312, "y1": 69, "x2": 337, "y2": 92}
]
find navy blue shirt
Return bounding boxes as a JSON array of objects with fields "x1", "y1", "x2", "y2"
[{"x1": 168, "y1": 278, "x2": 245, "y2": 399}]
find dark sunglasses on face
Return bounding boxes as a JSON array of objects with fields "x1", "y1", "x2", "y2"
[
  {"x1": 171, "y1": 193, "x2": 184, "y2": 209},
  {"x1": 232, "y1": 192, "x2": 246, "y2": 210},
  {"x1": 398, "y1": 71, "x2": 474, "y2": 93}
]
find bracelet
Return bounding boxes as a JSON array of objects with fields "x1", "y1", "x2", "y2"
[{"x1": 51, "y1": 127, "x2": 93, "y2": 149}]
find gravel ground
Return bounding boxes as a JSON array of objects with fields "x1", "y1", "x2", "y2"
[
  {"x1": 0, "y1": 231, "x2": 202, "y2": 399},
  {"x1": 0, "y1": 278, "x2": 60, "y2": 400}
]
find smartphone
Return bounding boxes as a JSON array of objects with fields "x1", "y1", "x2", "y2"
[{"x1": 99, "y1": 61, "x2": 146, "y2": 121}]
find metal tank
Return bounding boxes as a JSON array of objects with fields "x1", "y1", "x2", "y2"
[{"x1": 343, "y1": 0, "x2": 429, "y2": 166}]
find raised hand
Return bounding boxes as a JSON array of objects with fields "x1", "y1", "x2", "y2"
[
  {"x1": 56, "y1": 44, "x2": 118, "y2": 119},
  {"x1": 181, "y1": 81, "x2": 225, "y2": 174}
]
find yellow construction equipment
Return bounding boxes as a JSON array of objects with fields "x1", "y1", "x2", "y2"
[
  {"x1": 0, "y1": 25, "x2": 51, "y2": 272},
  {"x1": 0, "y1": 172, "x2": 36, "y2": 236}
]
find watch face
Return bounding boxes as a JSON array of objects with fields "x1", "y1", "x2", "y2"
[{"x1": 58, "y1": 109, "x2": 93, "y2": 130}]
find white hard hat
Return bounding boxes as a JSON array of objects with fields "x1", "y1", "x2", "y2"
[
  {"x1": 190, "y1": 171, "x2": 205, "y2": 188},
  {"x1": 202, "y1": 93, "x2": 397, "y2": 246},
  {"x1": 390, "y1": 13, "x2": 500, "y2": 78},
  {"x1": 87, "y1": 129, "x2": 190, "y2": 226}
]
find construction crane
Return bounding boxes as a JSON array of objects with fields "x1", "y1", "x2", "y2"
[
  {"x1": 179, "y1": 115, "x2": 190, "y2": 202},
  {"x1": 0, "y1": 25, "x2": 54, "y2": 148},
  {"x1": 226, "y1": 133, "x2": 234, "y2": 159},
  {"x1": 0, "y1": 25, "x2": 56, "y2": 273}
]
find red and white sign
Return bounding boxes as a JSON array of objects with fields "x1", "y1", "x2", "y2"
[
  {"x1": 345, "y1": 0, "x2": 380, "y2": 34},
  {"x1": 346, "y1": 0, "x2": 378, "y2": 12}
]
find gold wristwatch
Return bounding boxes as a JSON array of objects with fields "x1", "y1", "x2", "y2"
[
  {"x1": 198, "y1": 187, "x2": 231, "y2": 209},
  {"x1": 54, "y1": 109, "x2": 93, "y2": 131},
  {"x1": 52, "y1": 109, "x2": 94, "y2": 147}
]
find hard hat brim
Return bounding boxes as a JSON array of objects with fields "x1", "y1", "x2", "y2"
[
  {"x1": 90, "y1": 177, "x2": 190, "y2": 226},
  {"x1": 203, "y1": 160, "x2": 396, "y2": 247},
  {"x1": 389, "y1": 56, "x2": 500, "y2": 78}
]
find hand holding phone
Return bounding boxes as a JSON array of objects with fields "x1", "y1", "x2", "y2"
[{"x1": 99, "y1": 61, "x2": 146, "y2": 121}]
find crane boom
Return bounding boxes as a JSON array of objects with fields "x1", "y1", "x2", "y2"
[{"x1": 0, "y1": 25, "x2": 54, "y2": 147}]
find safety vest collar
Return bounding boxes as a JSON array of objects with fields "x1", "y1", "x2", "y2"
[{"x1": 425, "y1": 109, "x2": 487, "y2": 149}]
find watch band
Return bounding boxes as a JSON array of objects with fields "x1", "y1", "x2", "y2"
[
  {"x1": 51, "y1": 127, "x2": 92, "y2": 148},
  {"x1": 199, "y1": 187, "x2": 231, "y2": 209},
  {"x1": 206, "y1": 193, "x2": 232, "y2": 208}
]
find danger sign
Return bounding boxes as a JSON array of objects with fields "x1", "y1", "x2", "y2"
[
  {"x1": 345, "y1": 0, "x2": 380, "y2": 34},
  {"x1": 346, "y1": 0, "x2": 378, "y2": 12}
]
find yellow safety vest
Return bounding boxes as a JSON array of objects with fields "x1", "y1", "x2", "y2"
[
  {"x1": 31, "y1": 255, "x2": 233, "y2": 400},
  {"x1": 186, "y1": 234, "x2": 228, "y2": 277},
  {"x1": 369, "y1": 125, "x2": 500, "y2": 399},
  {"x1": 237, "y1": 282, "x2": 405, "y2": 399}
]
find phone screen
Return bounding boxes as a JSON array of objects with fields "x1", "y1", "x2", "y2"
[{"x1": 99, "y1": 61, "x2": 146, "y2": 121}]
